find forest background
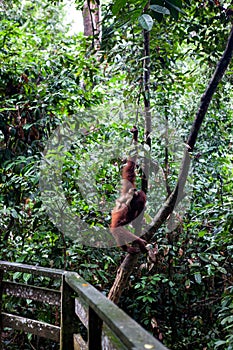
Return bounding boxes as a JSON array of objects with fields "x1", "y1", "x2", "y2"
[{"x1": 0, "y1": 0, "x2": 232, "y2": 349}]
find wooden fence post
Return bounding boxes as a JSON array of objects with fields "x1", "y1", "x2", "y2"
[
  {"x1": 0, "y1": 269, "x2": 3, "y2": 350},
  {"x1": 88, "y1": 306, "x2": 103, "y2": 350},
  {"x1": 60, "y1": 273, "x2": 79, "y2": 350}
]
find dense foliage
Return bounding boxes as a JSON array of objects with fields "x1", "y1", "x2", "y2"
[{"x1": 0, "y1": 0, "x2": 232, "y2": 349}]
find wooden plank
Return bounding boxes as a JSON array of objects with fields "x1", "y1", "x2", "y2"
[
  {"x1": 73, "y1": 334, "x2": 88, "y2": 350},
  {"x1": 60, "y1": 275, "x2": 79, "y2": 350},
  {"x1": 3, "y1": 281, "x2": 61, "y2": 306},
  {"x1": 2, "y1": 312, "x2": 60, "y2": 342},
  {"x1": 88, "y1": 306, "x2": 102, "y2": 350},
  {"x1": 65, "y1": 272, "x2": 168, "y2": 350},
  {"x1": 75, "y1": 298, "x2": 88, "y2": 327},
  {"x1": 0, "y1": 261, "x2": 64, "y2": 278}
]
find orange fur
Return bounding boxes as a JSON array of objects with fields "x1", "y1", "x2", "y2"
[{"x1": 110, "y1": 151, "x2": 147, "y2": 254}]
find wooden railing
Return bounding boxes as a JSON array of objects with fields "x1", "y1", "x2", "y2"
[{"x1": 0, "y1": 261, "x2": 168, "y2": 350}]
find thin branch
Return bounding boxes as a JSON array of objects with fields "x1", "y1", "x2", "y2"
[
  {"x1": 188, "y1": 40, "x2": 233, "y2": 150},
  {"x1": 142, "y1": 2, "x2": 151, "y2": 195},
  {"x1": 144, "y1": 24, "x2": 233, "y2": 240}
]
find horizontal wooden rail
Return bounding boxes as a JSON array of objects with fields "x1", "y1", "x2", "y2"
[
  {"x1": 2, "y1": 312, "x2": 60, "y2": 341},
  {"x1": 3, "y1": 281, "x2": 61, "y2": 306},
  {"x1": 0, "y1": 260, "x2": 64, "y2": 278}
]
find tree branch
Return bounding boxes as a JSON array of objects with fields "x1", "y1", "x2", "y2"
[
  {"x1": 108, "y1": 25, "x2": 233, "y2": 304},
  {"x1": 145, "y1": 24, "x2": 233, "y2": 240}
]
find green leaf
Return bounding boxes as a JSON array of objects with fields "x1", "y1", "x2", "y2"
[
  {"x1": 185, "y1": 279, "x2": 191, "y2": 288},
  {"x1": 112, "y1": 0, "x2": 127, "y2": 16},
  {"x1": 138, "y1": 14, "x2": 154, "y2": 31},
  {"x1": 214, "y1": 340, "x2": 227, "y2": 347},
  {"x1": 23, "y1": 273, "x2": 31, "y2": 283},
  {"x1": 13, "y1": 272, "x2": 22, "y2": 281},
  {"x1": 150, "y1": 5, "x2": 170, "y2": 15},
  {"x1": 221, "y1": 316, "x2": 233, "y2": 325},
  {"x1": 198, "y1": 230, "x2": 206, "y2": 237},
  {"x1": 0, "y1": 107, "x2": 17, "y2": 112},
  {"x1": 11, "y1": 209, "x2": 18, "y2": 218},
  {"x1": 150, "y1": 10, "x2": 163, "y2": 22},
  {"x1": 165, "y1": 0, "x2": 186, "y2": 14},
  {"x1": 217, "y1": 267, "x2": 227, "y2": 274},
  {"x1": 165, "y1": 0, "x2": 182, "y2": 7},
  {"x1": 194, "y1": 273, "x2": 202, "y2": 284}
]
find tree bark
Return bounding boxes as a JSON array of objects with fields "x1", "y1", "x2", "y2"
[
  {"x1": 82, "y1": 0, "x2": 101, "y2": 49},
  {"x1": 108, "y1": 25, "x2": 233, "y2": 304},
  {"x1": 108, "y1": 254, "x2": 138, "y2": 303}
]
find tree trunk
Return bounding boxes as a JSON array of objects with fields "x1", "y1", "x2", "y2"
[
  {"x1": 82, "y1": 0, "x2": 101, "y2": 49},
  {"x1": 108, "y1": 254, "x2": 139, "y2": 304}
]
